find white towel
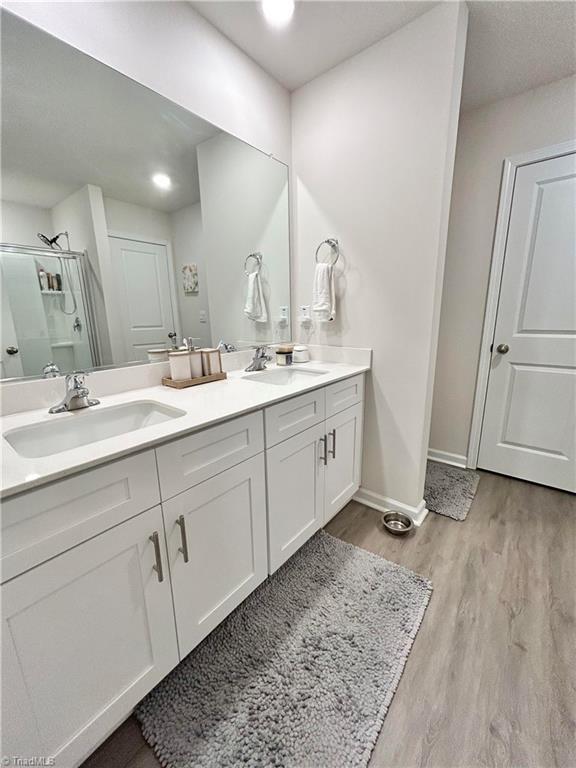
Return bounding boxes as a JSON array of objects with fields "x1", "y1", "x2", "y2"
[
  {"x1": 244, "y1": 272, "x2": 268, "y2": 323},
  {"x1": 312, "y1": 263, "x2": 335, "y2": 322}
]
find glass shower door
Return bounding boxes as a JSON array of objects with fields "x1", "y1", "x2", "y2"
[{"x1": 0, "y1": 247, "x2": 97, "y2": 378}]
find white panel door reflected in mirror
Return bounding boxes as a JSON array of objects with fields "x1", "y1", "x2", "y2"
[{"x1": 0, "y1": 11, "x2": 290, "y2": 380}]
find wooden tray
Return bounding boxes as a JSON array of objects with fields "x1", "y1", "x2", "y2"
[{"x1": 162, "y1": 372, "x2": 227, "y2": 389}]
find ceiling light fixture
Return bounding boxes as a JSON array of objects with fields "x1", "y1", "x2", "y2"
[
  {"x1": 261, "y1": 0, "x2": 294, "y2": 28},
  {"x1": 152, "y1": 172, "x2": 172, "y2": 190}
]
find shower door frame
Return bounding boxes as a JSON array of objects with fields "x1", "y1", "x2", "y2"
[{"x1": 0, "y1": 243, "x2": 102, "y2": 378}]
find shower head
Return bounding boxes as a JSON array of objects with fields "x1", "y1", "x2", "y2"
[{"x1": 37, "y1": 231, "x2": 68, "y2": 250}]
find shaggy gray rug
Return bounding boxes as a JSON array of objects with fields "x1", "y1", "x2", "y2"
[
  {"x1": 136, "y1": 531, "x2": 432, "y2": 768},
  {"x1": 425, "y1": 460, "x2": 480, "y2": 521}
]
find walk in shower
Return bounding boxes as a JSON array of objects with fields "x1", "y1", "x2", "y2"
[{"x1": 0, "y1": 244, "x2": 99, "y2": 379}]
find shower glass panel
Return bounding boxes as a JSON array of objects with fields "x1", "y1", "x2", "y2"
[{"x1": 0, "y1": 247, "x2": 97, "y2": 379}]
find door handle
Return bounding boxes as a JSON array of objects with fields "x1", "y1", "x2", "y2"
[
  {"x1": 320, "y1": 435, "x2": 328, "y2": 466},
  {"x1": 328, "y1": 428, "x2": 336, "y2": 459},
  {"x1": 6, "y1": 346, "x2": 18, "y2": 355},
  {"x1": 496, "y1": 343, "x2": 510, "y2": 354},
  {"x1": 149, "y1": 531, "x2": 164, "y2": 583},
  {"x1": 176, "y1": 514, "x2": 190, "y2": 563}
]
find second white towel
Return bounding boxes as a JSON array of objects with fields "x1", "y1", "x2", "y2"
[
  {"x1": 312, "y1": 262, "x2": 335, "y2": 322},
  {"x1": 244, "y1": 271, "x2": 268, "y2": 323}
]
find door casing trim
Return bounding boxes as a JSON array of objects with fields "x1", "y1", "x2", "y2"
[{"x1": 466, "y1": 139, "x2": 576, "y2": 469}]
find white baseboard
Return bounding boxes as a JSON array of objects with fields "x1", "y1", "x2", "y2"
[
  {"x1": 427, "y1": 448, "x2": 467, "y2": 469},
  {"x1": 353, "y1": 487, "x2": 429, "y2": 527}
]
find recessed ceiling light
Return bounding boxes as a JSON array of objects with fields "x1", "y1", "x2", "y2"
[
  {"x1": 261, "y1": 0, "x2": 294, "y2": 28},
  {"x1": 152, "y1": 173, "x2": 172, "y2": 190}
]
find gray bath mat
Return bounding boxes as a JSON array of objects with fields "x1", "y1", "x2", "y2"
[
  {"x1": 136, "y1": 531, "x2": 432, "y2": 768},
  {"x1": 425, "y1": 460, "x2": 480, "y2": 521}
]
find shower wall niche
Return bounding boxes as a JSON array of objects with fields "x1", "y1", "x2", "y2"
[{"x1": 0, "y1": 246, "x2": 97, "y2": 379}]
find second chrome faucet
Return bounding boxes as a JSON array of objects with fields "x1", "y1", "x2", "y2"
[{"x1": 245, "y1": 346, "x2": 272, "y2": 372}]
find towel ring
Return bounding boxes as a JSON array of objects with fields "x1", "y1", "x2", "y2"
[
  {"x1": 315, "y1": 238, "x2": 339, "y2": 266},
  {"x1": 244, "y1": 252, "x2": 262, "y2": 276}
]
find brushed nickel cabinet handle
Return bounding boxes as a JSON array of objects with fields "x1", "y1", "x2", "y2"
[
  {"x1": 320, "y1": 435, "x2": 328, "y2": 466},
  {"x1": 176, "y1": 514, "x2": 190, "y2": 563},
  {"x1": 329, "y1": 428, "x2": 336, "y2": 459},
  {"x1": 149, "y1": 531, "x2": 164, "y2": 583}
]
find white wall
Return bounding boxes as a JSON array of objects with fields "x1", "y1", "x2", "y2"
[
  {"x1": 104, "y1": 198, "x2": 172, "y2": 243},
  {"x1": 170, "y1": 203, "x2": 212, "y2": 348},
  {"x1": 430, "y1": 75, "x2": 576, "y2": 460},
  {"x1": 5, "y1": 1, "x2": 291, "y2": 164},
  {"x1": 292, "y1": 3, "x2": 468, "y2": 512},
  {"x1": 197, "y1": 132, "x2": 290, "y2": 348},
  {"x1": 52, "y1": 185, "x2": 121, "y2": 364},
  {"x1": 1, "y1": 200, "x2": 52, "y2": 246}
]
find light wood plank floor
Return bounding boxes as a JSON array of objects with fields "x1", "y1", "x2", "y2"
[{"x1": 82, "y1": 471, "x2": 575, "y2": 768}]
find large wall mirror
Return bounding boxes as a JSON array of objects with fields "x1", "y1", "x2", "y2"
[{"x1": 0, "y1": 12, "x2": 290, "y2": 380}]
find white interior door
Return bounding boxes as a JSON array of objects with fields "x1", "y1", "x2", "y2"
[
  {"x1": 109, "y1": 236, "x2": 177, "y2": 360},
  {"x1": 478, "y1": 152, "x2": 576, "y2": 492}
]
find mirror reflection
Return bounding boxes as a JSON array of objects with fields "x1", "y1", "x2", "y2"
[{"x1": 0, "y1": 13, "x2": 290, "y2": 380}]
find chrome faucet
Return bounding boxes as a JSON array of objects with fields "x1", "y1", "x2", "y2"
[
  {"x1": 245, "y1": 346, "x2": 272, "y2": 372},
  {"x1": 217, "y1": 340, "x2": 237, "y2": 353},
  {"x1": 42, "y1": 361, "x2": 61, "y2": 378},
  {"x1": 49, "y1": 371, "x2": 100, "y2": 414}
]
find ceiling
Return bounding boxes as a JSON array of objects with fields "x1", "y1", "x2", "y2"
[
  {"x1": 2, "y1": 2, "x2": 574, "y2": 215},
  {"x1": 1, "y1": 13, "x2": 219, "y2": 212},
  {"x1": 192, "y1": 1, "x2": 576, "y2": 110}
]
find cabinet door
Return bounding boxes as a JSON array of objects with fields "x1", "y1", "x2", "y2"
[
  {"x1": 2, "y1": 506, "x2": 178, "y2": 768},
  {"x1": 324, "y1": 403, "x2": 364, "y2": 523},
  {"x1": 267, "y1": 422, "x2": 326, "y2": 573},
  {"x1": 164, "y1": 454, "x2": 268, "y2": 658}
]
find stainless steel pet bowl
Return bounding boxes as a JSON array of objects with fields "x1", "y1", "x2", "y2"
[{"x1": 381, "y1": 510, "x2": 414, "y2": 536}]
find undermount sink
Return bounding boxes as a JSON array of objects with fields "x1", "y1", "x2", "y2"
[
  {"x1": 242, "y1": 367, "x2": 327, "y2": 386},
  {"x1": 3, "y1": 400, "x2": 186, "y2": 458}
]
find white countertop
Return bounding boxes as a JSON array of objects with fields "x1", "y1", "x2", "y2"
[{"x1": 0, "y1": 362, "x2": 369, "y2": 499}]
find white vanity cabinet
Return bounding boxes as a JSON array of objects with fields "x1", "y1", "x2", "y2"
[
  {"x1": 266, "y1": 375, "x2": 364, "y2": 572},
  {"x1": 2, "y1": 504, "x2": 178, "y2": 768},
  {"x1": 163, "y1": 454, "x2": 268, "y2": 658}
]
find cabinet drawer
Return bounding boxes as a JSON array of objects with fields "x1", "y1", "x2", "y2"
[
  {"x1": 264, "y1": 389, "x2": 325, "y2": 447},
  {"x1": 1, "y1": 450, "x2": 159, "y2": 583},
  {"x1": 155, "y1": 411, "x2": 264, "y2": 500},
  {"x1": 325, "y1": 374, "x2": 364, "y2": 417}
]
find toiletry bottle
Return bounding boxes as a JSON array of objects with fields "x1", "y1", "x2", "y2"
[{"x1": 38, "y1": 269, "x2": 47, "y2": 291}]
